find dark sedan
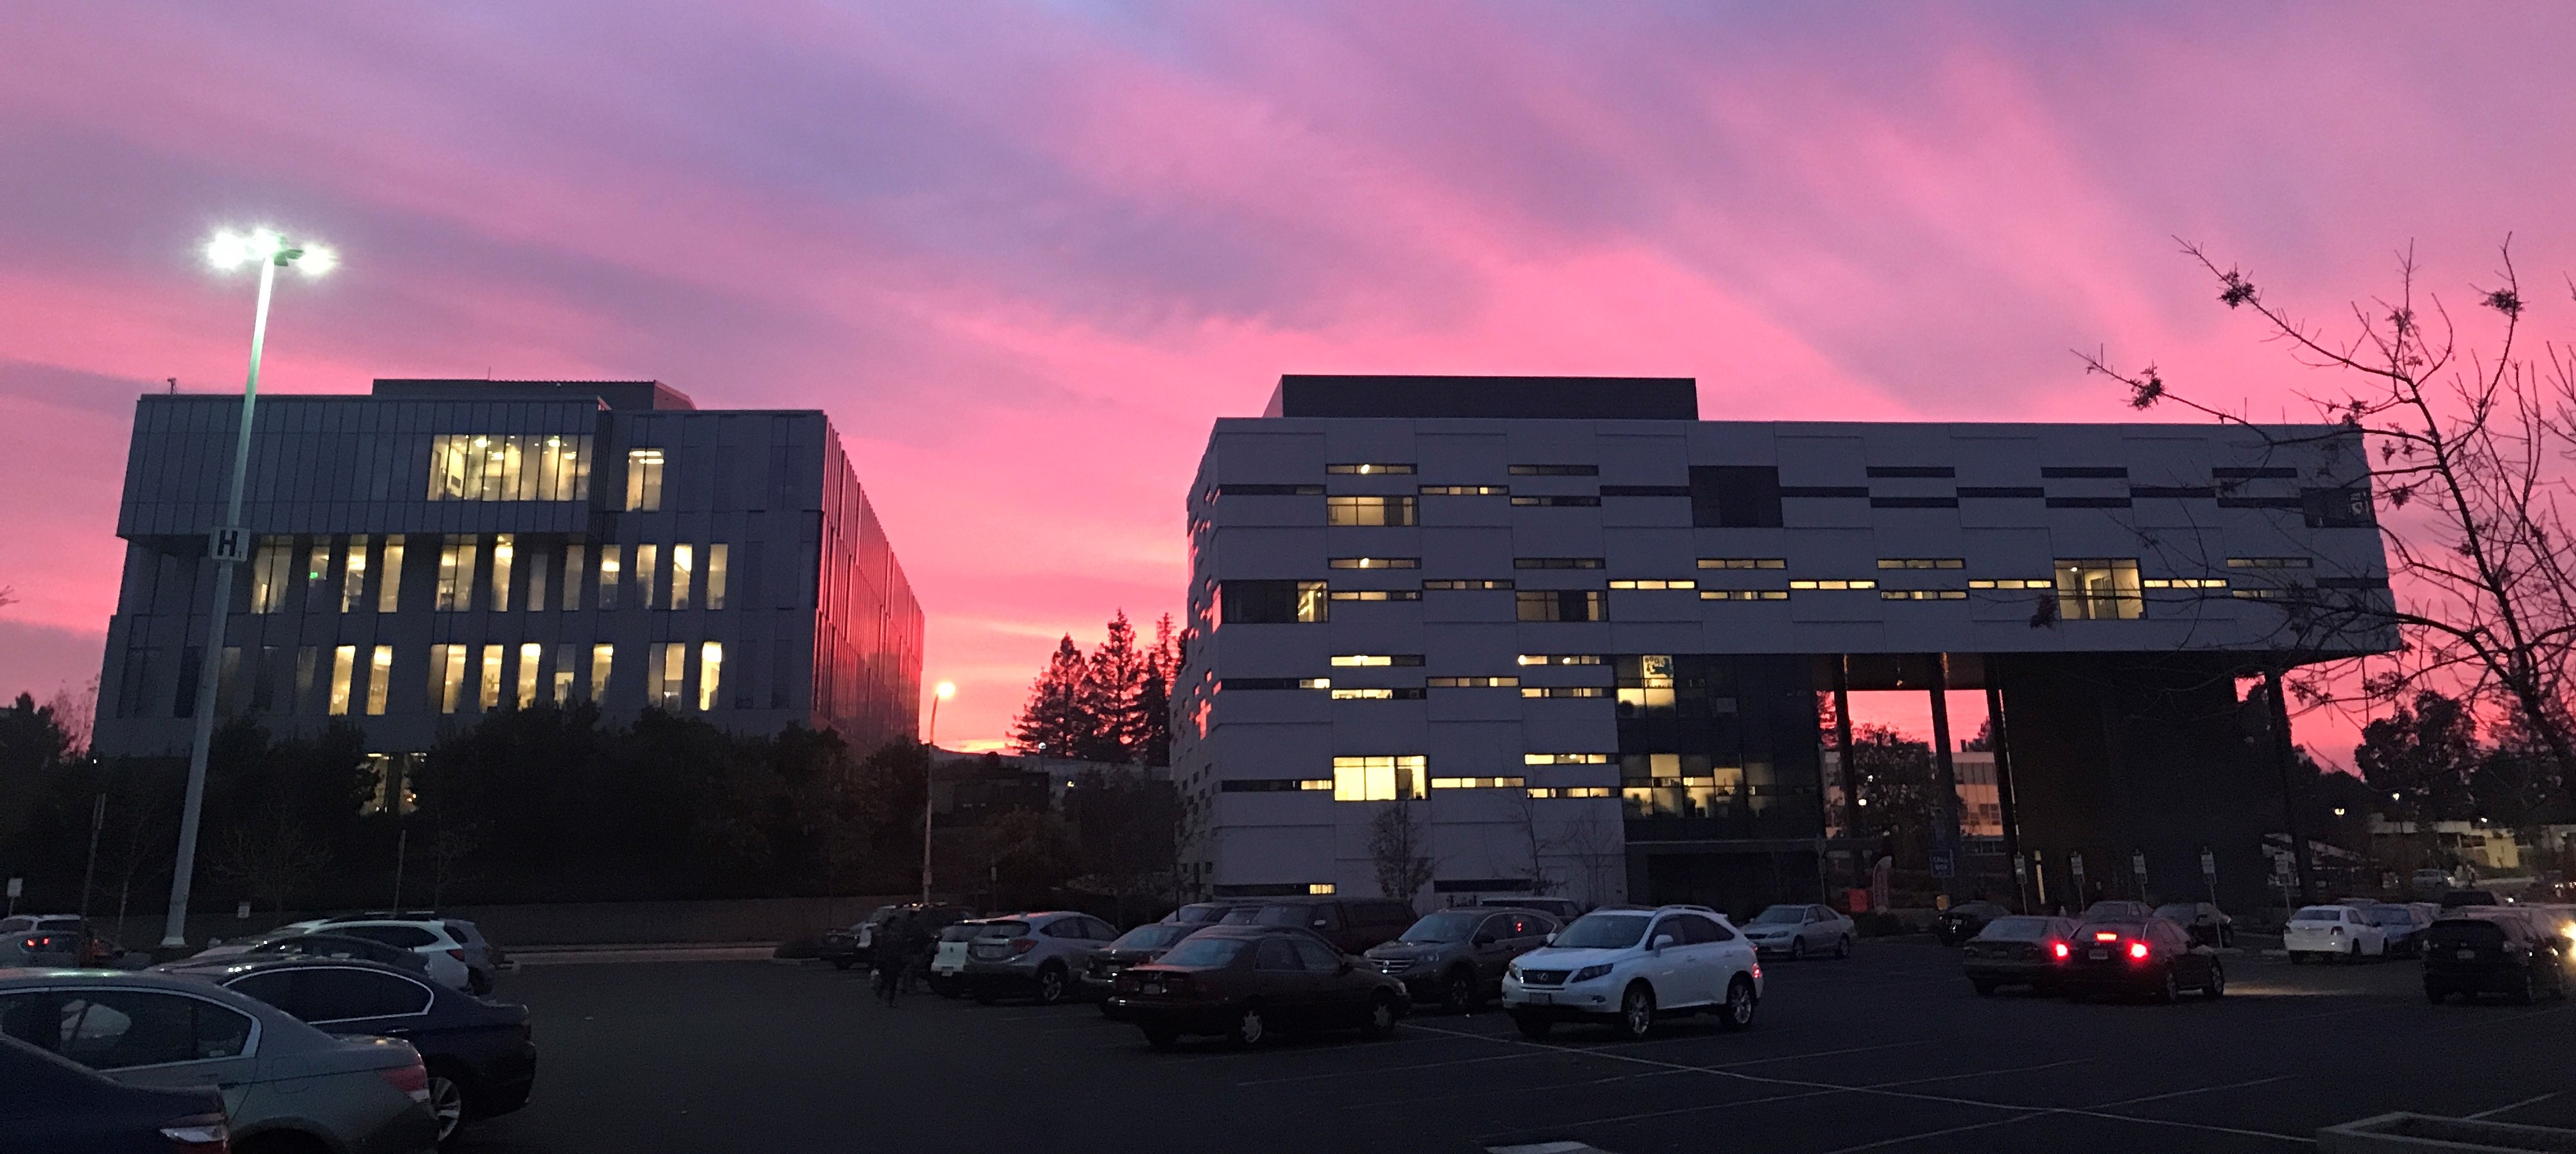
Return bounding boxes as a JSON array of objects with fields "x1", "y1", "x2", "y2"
[
  {"x1": 239, "y1": 931, "x2": 433, "y2": 974},
  {"x1": 171, "y1": 955, "x2": 537, "y2": 1144},
  {"x1": 1080, "y1": 922, "x2": 1220, "y2": 1001},
  {"x1": 1107, "y1": 926, "x2": 1408, "y2": 1048},
  {"x1": 1934, "y1": 900, "x2": 2010, "y2": 946},
  {"x1": 2424, "y1": 915, "x2": 2570, "y2": 1004},
  {"x1": 0, "y1": 1033, "x2": 229, "y2": 1153},
  {"x1": 1962, "y1": 915, "x2": 2079, "y2": 995},
  {"x1": 2057, "y1": 918, "x2": 2224, "y2": 1002}
]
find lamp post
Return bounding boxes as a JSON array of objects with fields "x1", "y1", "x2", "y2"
[
  {"x1": 919, "y1": 681, "x2": 956, "y2": 905},
  {"x1": 162, "y1": 228, "x2": 335, "y2": 949}
]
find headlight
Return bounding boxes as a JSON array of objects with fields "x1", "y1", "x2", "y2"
[
  {"x1": 1571, "y1": 964, "x2": 1614, "y2": 983},
  {"x1": 1506, "y1": 966, "x2": 1521, "y2": 982}
]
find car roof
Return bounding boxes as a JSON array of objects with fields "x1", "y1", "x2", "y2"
[{"x1": 160, "y1": 954, "x2": 431, "y2": 983}]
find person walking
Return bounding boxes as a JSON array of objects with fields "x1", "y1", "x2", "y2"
[{"x1": 873, "y1": 913, "x2": 915, "y2": 1007}]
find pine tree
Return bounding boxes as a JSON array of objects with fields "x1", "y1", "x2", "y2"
[
  {"x1": 1077, "y1": 612, "x2": 1147, "y2": 762},
  {"x1": 1011, "y1": 636, "x2": 1094, "y2": 757},
  {"x1": 1133, "y1": 614, "x2": 1180, "y2": 767}
]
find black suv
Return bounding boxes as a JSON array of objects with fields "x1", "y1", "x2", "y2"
[{"x1": 2424, "y1": 915, "x2": 2570, "y2": 1004}]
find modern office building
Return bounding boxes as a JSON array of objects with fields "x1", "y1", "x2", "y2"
[
  {"x1": 91, "y1": 379, "x2": 923, "y2": 767},
  {"x1": 1173, "y1": 375, "x2": 2394, "y2": 915}
]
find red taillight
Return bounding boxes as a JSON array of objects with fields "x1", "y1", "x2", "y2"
[
  {"x1": 1010, "y1": 937, "x2": 1037, "y2": 954},
  {"x1": 159, "y1": 1114, "x2": 229, "y2": 1153},
  {"x1": 445, "y1": 949, "x2": 467, "y2": 962},
  {"x1": 2093, "y1": 931, "x2": 2119, "y2": 942},
  {"x1": 2127, "y1": 942, "x2": 2150, "y2": 961},
  {"x1": 377, "y1": 1061, "x2": 430, "y2": 1104},
  {"x1": 2050, "y1": 942, "x2": 2070, "y2": 960}
]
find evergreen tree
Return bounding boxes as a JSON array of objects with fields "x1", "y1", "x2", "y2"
[
  {"x1": 1012, "y1": 636, "x2": 1094, "y2": 757},
  {"x1": 1132, "y1": 613, "x2": 1180, "y2": 768},
  {"x1": 1077, "y1": 612, "x2": 1147, "y2": 762}
]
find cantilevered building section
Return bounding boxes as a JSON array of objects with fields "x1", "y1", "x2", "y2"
[
  {"x1": 92, "y1": 379, "x2": 922, "y2": 762},
  {"x1": 1173, "y1": 375, "x2": 2393, "y2": 915}
]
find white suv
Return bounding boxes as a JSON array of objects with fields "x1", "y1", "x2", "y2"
[
  {"x1": 1502, "y1": 904, "x2": 1763, "y2": 1040},
  {"x1": 962, "y1": 911, "x2": 1119, "y2": 1004}
]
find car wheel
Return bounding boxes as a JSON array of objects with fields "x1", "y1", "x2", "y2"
[
  {"x1": 1360, "y1": 992, "x2": 1399, "y2": 1040},
  {"x1": 1790, "y1": 936, "x2": 1808, "y2": 961},
  {"x1": 1836, "y1": 935, "x2": 1853, "y2": 960},
  {"x1": 1512, "y1": 1012, "x2": 1553, "y2": 1040},
  {"x1": 1718, "y1": 976, "x2": 1757, "y2": 1031},
  {"x1": 1035, "y1": 963, "x2": 1069, "y2": 1006},
  {"x1": 2156, "y1": 969, "x2": 2179, "y2": 1004},
  {"x1": 1616, "y1": 983, "x2": 1657, "y2": 1040},
  {"x1": 2346, "y1": 942, "x2": 2360, "y2": 963},
  {"x1": 1440, "y1": 969, "x2": 1478, "y2": 1013},
  {"x1": 1971, "y1": 978, "x2": 1998, "y2": 996},
  {"x1": 426, "y1": 1064, "x2": 469, "y2": 1144},
  {"x1": 2205, "y1": 961, "x2": 2226, "y2": 999},
  {"x1": 1141, "y1": 1023, "x2": 1180, "y2": 1049},
  {"x1": 1230, "y1": 1003, "x2": 1270, "y2": 1047}
]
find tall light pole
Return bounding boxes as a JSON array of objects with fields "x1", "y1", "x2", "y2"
[
  {"x1": 920, "y1": 680, "x2": 956, "y2": 905},
  {"x1": 162, "y1": 228, "x2": 336, "y2": 948}
]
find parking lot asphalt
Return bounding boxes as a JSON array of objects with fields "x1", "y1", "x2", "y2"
[{"x1": 456, "y1": 940, "x2": 2576, "y2": 1153}]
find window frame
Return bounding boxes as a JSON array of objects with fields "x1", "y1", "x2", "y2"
[{"x1": 0, "y1": 985, "x2": 264, "y2": 1071}]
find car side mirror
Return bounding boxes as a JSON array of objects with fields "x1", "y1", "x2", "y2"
[
  {"x1": 1543, "y1": 932, "x2": 1557, "y2": 945},
  {"x1": 1473, "y1": 934, "x2": 1496, "y2": 947},
  {"x1": 1652, "y1": 934, "x2": 1676, "y2": 954}
]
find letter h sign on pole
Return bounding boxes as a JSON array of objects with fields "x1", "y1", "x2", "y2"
[{"x1": 209, "y1": 526, "x2": 249, "y2": 564}]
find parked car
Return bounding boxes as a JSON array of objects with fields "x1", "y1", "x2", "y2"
[
  {"x1": 1501, "y1": 904, "x2": 1763, "y2": 1040},
  {"x1": 169, "y1": 955, "x2": 537, "y2": 1144},
  {"x1": 2362, "y1": 904, "x2": 2431, "y2": 958},
  {"x1": 0, "y1": 913, "x2": 85, "y2": 938},
  {"x1": 0, "y1": 1032, "x2": 230, "y2": 1154},
  {"x1": 1, "y1": 928, "x2": 88, "y2": 967},
  {"x1": 1962, "y1": 915, "x2": 2080, "y2": 995},
  {"x1": 1080, "y1": 921, "x2": 1224, "y2": 1001},
  {"x1": 2440, "y1": 889, "x2": 2502, "y2": 909},
  {"x1": 2285, "y1": 904, "x2": 2387, "y2": 963},
  {"x1": 2057, "y1": 917, "x2": 2224, "y2": 1001},
  {"x1": 0, "y1": 969, "x2": 438, "y2": 1153},
  {"x1": 2076, "y1": 900, "x2": 2156, "y2": 924},
  {"x1": 1741, "y1": 904, "x2": 1856, "y2": 959},
  {"x1": 1474, "y1": 896, "x2": 1587, "y2": 922},
  {"x1": 2412, "y1": 868, "x2": 2455, "y2": 893},
  {"x1": 1215, "y1": 896, "x2": 1419, "y2": 954},
  {"x1": 929, "y1": 919, "x2": 1011, "y2": 996},
  {"x1": 2424, "y1": 914, "x2": 2570, "y2": 1004},
  {"x1": 1934, "y1": 900, "x2": 2010, "y2": 946},
  {"x1": 1106, "y1": 925, "x2": 1407, "y2": 1047},
  {"x1": 821, "y1": 903, "x2": 976, "y2": 970},
  {"x1": 964, "y1": 911, "x2": 1120, "y2": 1004},
  {"x1": 1162, "y1": 900, "x2": 1259, "y2": 925},
  {"x1": 1363, "y1": 908, "x2": 1559, "y2": 1011},
  {"x1": 293, "y1": 920, "x2": 492, "y2": 993},
  {"x1": 2152, "y1": 902, "x2": 2236, "y2": 949},
  {"x1": 231, "y1": 931, "x2": 433, "y2": 974}
]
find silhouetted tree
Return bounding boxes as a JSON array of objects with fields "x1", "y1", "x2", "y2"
[{"x1": 1012, "y1": 637, "x2": 1094, "y2": 758}]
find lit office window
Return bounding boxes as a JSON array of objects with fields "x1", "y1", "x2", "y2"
[
  {"x1": 249, "y1": 537, "x2": 293, "y2": 614},
  {"x1": 1517, "y1": 654, "x2": 1604, "y2": 666},
  {"x1": 430, "y1": 644, "x2": 467, "y2": 714},
  {"x1": 340, "y1": 535, "x2": 370, "y2": 612},
  {"x1": 479, "y1": 645, "x2": 504, "y2": 710},
  {"x1": 427, "y1": 434, "x2": 592, "y2": 501},
  {"x1": 636, "y1": 545, "x2": 660, "y2": 609},
  {"x1": 1327, "y1": 556, "x2": 1417, "y2": 569},
  {"x1": 1325, "y1": 495, "x2": 1416, "y2": 526},
  {"x1": 1524, "y1": 754, "x2": 1612, "y2": 764},
  {"x1": 1327, "y1": 463, "x2": 1414, "y2": 474},
  {"x1": 671, "y1": 544, "x2": 694, "y2": 610},
  {"x1": 1332, "y1": 755, "x2": 1427, "y2": 802},
  {"x1": 490, "y1": 534, "x2": 515, "y2": 612},
  {"x1": 648, "y1": 642, "x2": 687, "y2": 709},
  {"x1": 1515, "y1": 590, "x2": 1604, "y2": 622},
  {"x1": 1618, "y1": 655, "x2": 1676, "y2": 715},
  {"x1": 625, "y1": 449, "x2": 665, "y2": 512},
  {"x1": 2054, "y1": 558, "x2": 2143, "y2": 620},
  {"x1": 366, "y1": 646, "x2": 392, "y2": 716},
  {"x1": 1528, "y1": 787, "x2": 1614, "y2": 799},
  {"x1": 1330, "y1": 654, "x2": 1423, "y2": 667},
  {"x1": 705, "y1": 544, "x2": 728, "y2": 610},
  {"x1": 597, "y1": 546, "x2": 623, "y2": 610},
  {"x1": 528, "y1": 549, "x2": 549, "y2": 614},
  {"x1": 1430, "y1": 777, "x2": 1525, "y2": 789},
  {"x1": 306, "y1": 540, "x2": 332, "y2": 604},
  {"x1": 1220, "y1": 580, "x2": 1329, "y2": 623},
  {"x1": 699, "y1": 642, "x2": 723, "y2": 711},
  {"x1": 517, "y1": 642, "x2": 541, "y2": 709},
  {"x1": 1607, "y1": 579, "x2": 1695, "y2": 590},
  {"x1": 435, "y1": 536, "x2": 479, "y2": 612},
  {"x1": 553, "y1": 643, "x2": 576, "y2": 703},
  {"x1": 377, "y1": 536, "x2": 404, "y2": 612},
  {"x1": 1427, "y1": 676, "x2": 1518, "y2": 688},
  {"x1": 327, "y1": 646, "x2": 357, "y2": 716},
  {"x1": 590, "y1": 644, "x2": 615, "y2": 702},
  {"x1": 562, "y1": 543, "x2": 586, "y2": 610},
  {"x1": 1876, "y1": 558, "x2": 1966, "y2": 569},
  {"x1": 1788, "y1": 580, "x2": 1876, "y2": 590}
]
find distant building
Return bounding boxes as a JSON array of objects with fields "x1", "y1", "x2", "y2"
[
  {"x1": 1173, "y1": 374, "x2": 2394, "y2": 915},
  {"x1": 91, "y1": 379, "x2": 923, "y2": 764}
]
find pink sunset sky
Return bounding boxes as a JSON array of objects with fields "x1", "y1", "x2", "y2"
[{"x1": 4, "y1": 3, "x2": 2573, "y2": 755}]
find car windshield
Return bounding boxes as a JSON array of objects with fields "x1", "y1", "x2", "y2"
[
  {"x1": 2365, "y1": 908, "x2": 2416, "y2": 926},
  {"x1": 2292, "y1": 908, "x2": 2345, "y2": 921},
  {"x1": 1171, "y1": 904, "x2": 1236, "y2": 924},
  {"x1": 1978, "y1": 917, "x2": 2058, "y2": 942},
  {"x1": 937, "y1": 924, "x2": 988, "y2": 942},
  {"x1": 1749, "y1": 906, "x2": 1805, "y2": 925},
  {"x1": 1553, "y1": 913, "x2": 1652, "y2": 950},
  {"x1": 2152, "y1": 905, "x2": 2198, "y2": 920},
  {"x1": 1111, "y1": 924, "x2": 1193, "y2": 951},
  {"x1": 1394, "y1": 912, "x2": 1485, "y2": 943},
  {"x1": 1243, "y1": 905, "x2": 1311, "y2": 927},
  {"x1": 976, "y1": 921, "x2": 1030, "y2": 938},
  {"x1": 1157, "y1": 937, "x2": 1250, "y2": 968}
]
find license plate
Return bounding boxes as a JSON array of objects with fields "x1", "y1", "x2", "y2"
[
  {"x1": 2458, "y1": 949, "x2": 2479, "y2": 960},
  {"x1": 2088, "y1": 949, "x2": 2109, "y2": 961},
  {"x1": 1525, "y1": 992, "x2": 1552, "y2": 1005}
]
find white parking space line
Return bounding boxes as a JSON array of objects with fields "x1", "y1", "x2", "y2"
[
  {"x1": 2092, "y1": 1073, "x2": 2295, "y2": 1108},
  {"x1": 2469, "y1": 1091, "x2": 2563, "y2": 1120},
  {"x1": 1236, "y1": 1047, "x2": 1545, "y2": 1086},
  {"x1": 1811, "y1": 1111, "x2": 2047, "y2": 1154}
]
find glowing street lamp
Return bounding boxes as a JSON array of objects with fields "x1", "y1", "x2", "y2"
[
  {"x1": 162, "y1": 227, "x2": 334, "y2": 949},
  {"x1": 921, "y1": 681, "x2": 957, "y2": 904}
]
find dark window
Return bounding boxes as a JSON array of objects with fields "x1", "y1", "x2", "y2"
[
  {"x1": 222, "y1": 971, "x2": 301, "y2": 1016},
  {"x1": 294, "y1": 969, "x2": 432, "y2": 1022},
  {"x1": 1510, "y1": 464, "x2": 1598, "y2": 476},
  {"x1": 1870, "y1": 496, "x2": 1958, "y2": 509},
  {"x1": 2046, "y1": 496, "x2": 2131, "y2": 509},
  {"x1": 1516, "y1": 590, "x2": 1604, "y2": 623},
  {"x1": 1218, "y1": 484, "x2": 1324, "y2": 496},
  {"x1": 1222, "y1": 580, "x2": 1328, "y2": 624},
  {"x1": 2315, "y1": 576, "x2": 2389, "y2": 590},
  {"x1": 1310, "y1": 904, "x2": 1344, "y2": 931},
  {"x1": 2217, "y1": 496, "x2": 2303, "y2": 510},
  {"x1": 1690, "y1": 466, "x2": 1784, "y2": 528},
  {"x1": 1424, "y1": 579, "x2": 1514, "y2": 590},
  {"x1": 2040, "y1": 467, "x2": 2127, "y2": 479},
  {"x1": 2213, "y1": 467, "x2": 2299, "y2": 479},
  {"x1": 1221, "y1": 677, "x2": 1325, "y2": 691},
  {"x1": 334, "y1": 925, "x2": 437, "y2": 949},
  {"x1": 1865, "y1": 467, "x2": 1955, "y2": 478},
  {"x1": 1254, "y1": 938, "x2": 1302, "y2": 970},
  {"x1": 1288, "y1": 937, "x2": 1342, "y2": 971},
  {"x1": 1218, "y1": 779, "x2": 1327, "y2": 793},
  {"x1": 1510, "y1": 495, "x2": 1600, "y2": 507},
  {"x1": 2131, "y1": 486, "x2": 2216, "y2": 499},
  {"x1": 2302, "y1": 487, "x2": 2374, "y2": 528},
  {"x1": 1041, "y1": 919, "x2": 1084, "y2": 938},
  {"x1": 1957, "y1": 487, "x2": 2044, "y2": 499},
  {"x1": 1514, "y1": 558, "x2": 1602, "y2": 569},
  {"x1": 0, "y1": 990, "x2": 252, "y2": 1070},
  {"x1": 1600, "y1": 485, "x2": 1691, "y2": 497},
  {"x1": 1777, "y1": 486, "x2": 1869, "y2": 499}
]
